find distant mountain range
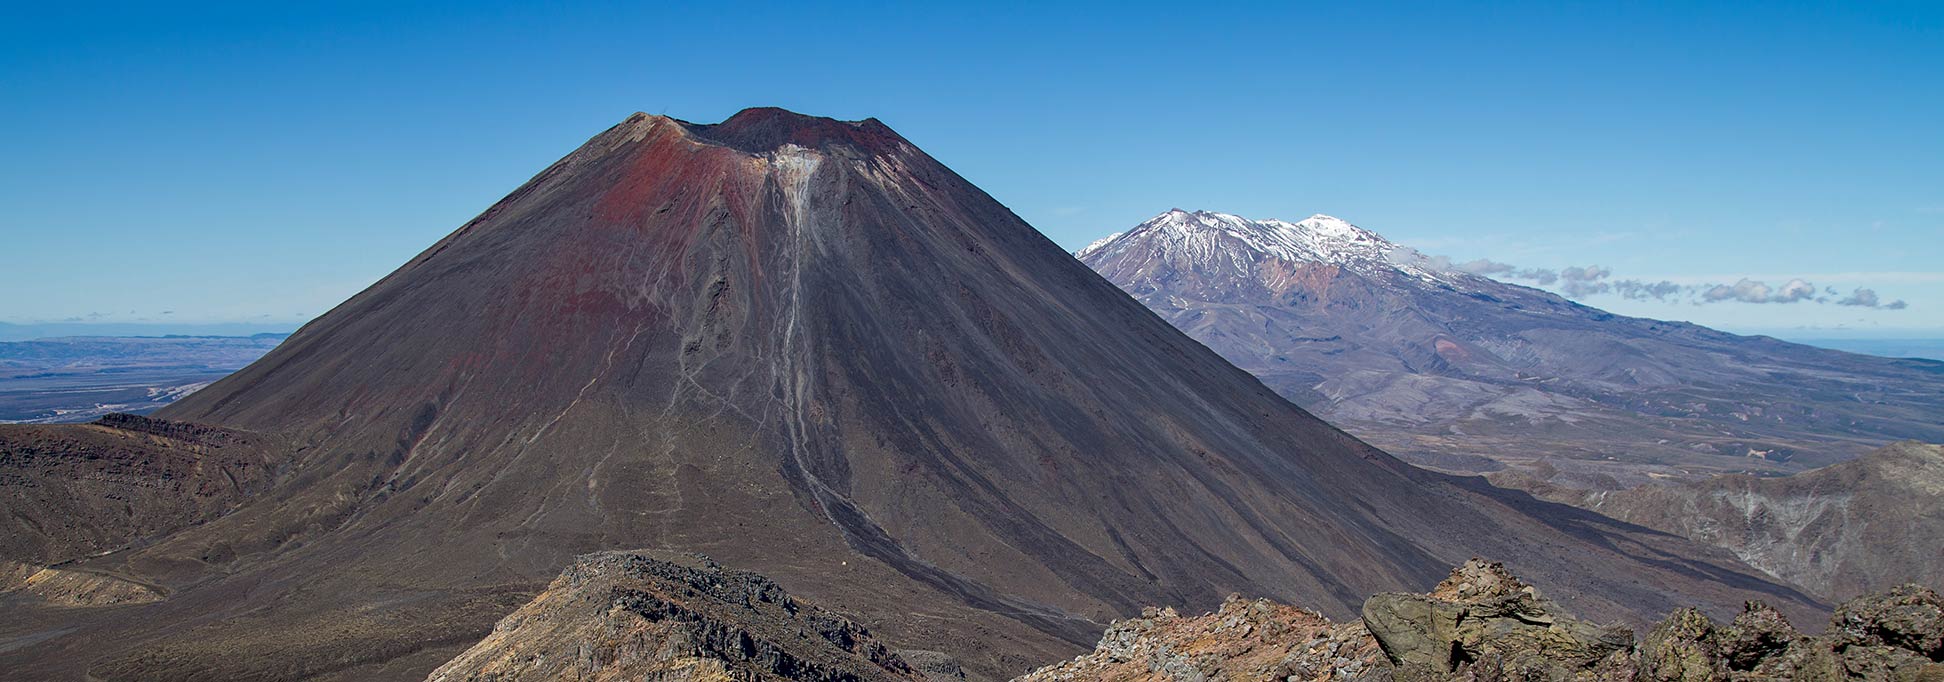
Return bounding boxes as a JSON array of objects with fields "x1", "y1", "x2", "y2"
[
  {"x1": 1078, "y1": 209, "x2": 1944, "y2": 487},
  {"x1": 0, "y1": 321, "x2": 296, "y2": 342}
]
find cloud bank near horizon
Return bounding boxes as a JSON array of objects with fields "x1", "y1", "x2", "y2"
[{"x1": 1392, "y1": 251, "x2": 1910, "y2": 310}]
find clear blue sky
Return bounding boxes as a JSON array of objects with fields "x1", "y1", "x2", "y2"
[{"x1": 4, "y1": 1, "x2": 1940, "y2": 335}]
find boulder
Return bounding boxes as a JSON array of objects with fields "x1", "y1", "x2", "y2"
[{"x1": 1361, "y1": 559, "x2": 1632, "y2": 680}]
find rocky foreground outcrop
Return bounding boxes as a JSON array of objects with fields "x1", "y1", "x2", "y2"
[
  {"x1": 428, "y1": 551, "x2": 941, "y2": 682},
  {"x1": 1014, "y1": 595, "x2": 1382, "y2": 681},
  {"x1": 1359, "y1": 558, "x2": 1634, "y2": 679},
  {"x1": 435, "y1": 555, "x2": 1943, "y2": 681},
  {"x1": 1019, "y1": 559, "x2": 1944, "y2": 681}
]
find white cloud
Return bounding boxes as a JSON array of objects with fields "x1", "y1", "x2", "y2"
[{"x1": 1406, "y1": 254, "x2": 1912, "y2": 310}]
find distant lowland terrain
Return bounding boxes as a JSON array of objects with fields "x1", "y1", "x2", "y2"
[
  {"x1": 0, "y1": 334, "x2": 285, "y2": 423},
  {"x1": 1789, "y1": 337, "x2": 1944, "y2": 361},
  {"x1": 1078, "y1": 210, "x2": 1944, "y2": 489}
]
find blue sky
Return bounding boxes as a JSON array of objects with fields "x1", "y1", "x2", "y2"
[{"x1": 3, "y1": 1, "x2": 1940, "y2": 335}]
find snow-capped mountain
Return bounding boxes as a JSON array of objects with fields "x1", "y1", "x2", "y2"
[
  {"x1": 1078, "y1": 210, "x2": 1387, "y2": 262},
  {"x1": 1079, "y1": 209, "x2": 1509, "y2": 308},
  {"x1": 1078, "y1": 209, "x2": 1458, "y2": 284},
  {"x1": 1078, "y1": 209, "x2": 1944, "y2": 488}
]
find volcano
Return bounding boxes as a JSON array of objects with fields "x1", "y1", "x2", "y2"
[
  {"x1": 0, "y1": 109, "x2": 1821, "y2": 681},
  {"x1": 1075, "y1": 209, "x2": 1944, "y2": 483}
]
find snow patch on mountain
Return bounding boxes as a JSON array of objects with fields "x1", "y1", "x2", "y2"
[
  {"x1": 1076, "y1": 209, "x2": 1468, "y2": 286},
  {"x1": 1076, "y1": 231, "x2": 1124, "y2": 260}
]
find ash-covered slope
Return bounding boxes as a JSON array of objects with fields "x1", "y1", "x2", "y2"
[
  {"x1": 0, "y1": 413, "x2": 279, "y2": 567},
  {"x1": 1079, "y1": 210, "x2": 1944, "y2": 484},
  {"x1": 3, "y1": 110, "x2": 1818, "y2": 681}
]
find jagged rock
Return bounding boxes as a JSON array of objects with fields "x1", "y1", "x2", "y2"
[
  {"x1": 1361, "y1": 559, "x2": 1632, "y2": 680},
  {"x1": 1019, "y1": 559, "x2": 1943, "y2": 682},
  {"x1": 1013, "y1": 593, "x2": 1384, "y2": 681},
  {"x1": 1635, "y1": 601, "x2": 1804, "y2": 679},
  {"x1": 428, "y1": 550, "x2": 927, "y2": 682},
  {"x1": 1637, "y1": 592, "x2": 1944, "y2": 681},
  {"x1": 1636, "y1": 608, "x2": 1727, "y2": 681},
  {"x1": 1720, "y1": 602, "x2": 1798, "y2": 671},
  {"x1": 1831, "y1": 584, "x2": 1944, "y2": 660}
]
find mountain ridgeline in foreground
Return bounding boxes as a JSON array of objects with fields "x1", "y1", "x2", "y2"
[
  {"x1": 1077, "y1": 210, "x2": 1944, "y2": 486},
  {"x1": 1503, "y1": 441, "x2": 1944, "y2": 602},
  {"x1": 0, "y1": 110, "x2": 1820, "y2": 681},
  {"x1": 1017, "y1": 558, "x2": 1944, "y2": 681}
]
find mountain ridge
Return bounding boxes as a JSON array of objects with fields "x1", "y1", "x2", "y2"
[
  {"x1": 1501, "y1": 441, "x2": 1944, "y2": 600},
  {"x1": 1078, "y1": 208, "x2": 1944, "y2": 485}
]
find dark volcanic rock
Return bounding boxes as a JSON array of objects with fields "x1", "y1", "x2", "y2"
[
  {"x1": 1028, "y1": 561, "x2": 1944, "y2": 682},
  {"x1": 0, "y1": 109, "x2": 1823, "y2": 681},
  {"x1": 1637, "y1": 608, "x2": 1728, "y2": 681},
  {"x1": 0, "y1": 413, "x2": 279, "y2": 608},
  {"x1": 429, "y1": 550, "x2": 927, "y2": 682},
  {"x1": 1722, "y1": 601, "x2": 1800, "y2": 671},
  {"x1": 1638, "y1": 590, "x2": 1944, "y2": 681},
  {"x1": 1830, "y1": 584, "x2": 1944, "y2": 660},
  {"x1": 1361, "y1": 559, "x2": 1633, "y2": 680},
  {"x1": 0, "y1": 413, "x2": 279, "y2": 566},
  {"x1": 1014, "y1": 593, "x2": 1384, "y2": 681}
]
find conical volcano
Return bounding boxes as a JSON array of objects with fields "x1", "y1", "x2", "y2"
[{"x1": 4, "y1": 108, "x2": 1820, "y2": 681}]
